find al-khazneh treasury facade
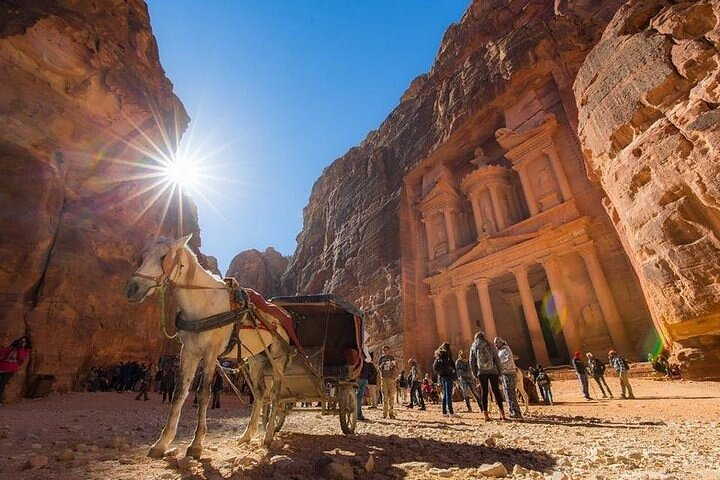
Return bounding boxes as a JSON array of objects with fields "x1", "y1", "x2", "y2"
[{"x1": 400, "y1": 100, "x2": 657, "y2": 369}]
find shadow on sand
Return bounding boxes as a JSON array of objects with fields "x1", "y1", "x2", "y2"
[{"x1": 197, "y1": 431, "x2": 556, "y2": 479}]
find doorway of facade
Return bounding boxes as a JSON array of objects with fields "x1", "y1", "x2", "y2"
[{"x1": 534, "y1": 300, "x2": 570, "y2": 365}]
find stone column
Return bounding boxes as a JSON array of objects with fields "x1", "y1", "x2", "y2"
[
  {"x1": 509, "y1": 264, "x2": 551, "y2": 366},
  {"x1": 540, "y1": 255, "x2": 581, "y2": 355},
  {"x1": 453, "y1": 285, "x2": 474, "y2": 346},
  {"x1": 474, "y1": 278, "x2": 497, "y2": 341},
  {"x1": 442, "y1": 208, "x2": 457, "y2": 252},
  {"x1": 470, "y1": 195, "x2": 484, "y2": 239},
  {"x1": 488, "y1": 185, "x2": 507, "y2": 230},
  {"x1": 431, "y1": 290, "x2": 450, "y2": 343},
  {"x1": 516, "y1": 166, "x2": 540, "y2": 216},
  {"x1": 422, "y1": 215, "x2": 435, "y2": 260},
  {"x1": 577, "y1": 242, "x2": 632, "y2": 354},
  {"x1": 544, "y1": 147, "x2": 573, "y2": 202}
]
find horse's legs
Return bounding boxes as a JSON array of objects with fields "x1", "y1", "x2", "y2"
[
  {"x1": 262, "y1": 353, "x2": 288, "y2": 446},
  {"x1": 187, "y1": 351, "x2": 221, "y2": 459},
  {"x1": 149, "y1": 348, "x2": 200, "y2": 458},
  {"x1": 238, "y1": 358, "x2": 265, "y2": 444}
]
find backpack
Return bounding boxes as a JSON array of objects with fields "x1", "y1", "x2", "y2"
[{"x1": 475, "y1": 342, "x2": 495, "y2": 372}]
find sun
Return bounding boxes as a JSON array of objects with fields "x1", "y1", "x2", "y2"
[{"x1": 162, "y1": 154, "x2": 199, "y2": 190}]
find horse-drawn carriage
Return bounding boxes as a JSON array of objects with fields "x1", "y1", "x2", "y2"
[
  {"x1": 126, "y1": 235, "x2": 366, "y2": 458},
  {"x1": 260, "y1": 294, "x2": 364, "y2": 434}
]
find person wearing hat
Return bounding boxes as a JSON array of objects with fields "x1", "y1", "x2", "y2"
[
  {"x1": 586, "y1": 352, "x2": 613, "y2": 398},
  {"x1": 571, "y1": 351, "x2": 592, "y2": 400},
  {"x1": 405, "y1": 358, "x2": 426, "y2": 410},
  {"x1": 608, "y1": 350, "x2": 635, "y2": 399}
]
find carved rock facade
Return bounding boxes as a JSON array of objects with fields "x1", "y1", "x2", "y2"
[
  {"x1": 575, "y1": 0, "x2": 720, "y2": 378},
  {"x1": 0, "y1": 0, "x2": 198, "y2": 400}
]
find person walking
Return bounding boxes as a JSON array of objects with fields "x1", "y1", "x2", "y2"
[
  {"x1": 608, "y1": 350, "x2": 635, "y2": 399},
  {"x1": 433, "y1": 342, "x2": 458, "y2": 417},
  {"x1": 366, "y1": 356, "x2": 379, "y2": 409},
  {"x1": 469, "y1": 332, "x2": 506, "y2": 421},
  {"x1": 534, "y1": 364, "x2": 553, "y2": 404},
  {"x1": 494, "y1": 337, "x2": 522, "y2": 418},
  {"x1": 571, "y1": 351, "x2": 592, "y2": 400},
  {"x1": 135, "y1": 364, "x2": 151, "y2": 401},
  {"x1": 405, "y1": 358, "x2": 426, "y2": 410},
  {"x1": 396, "y1": 370, "x2": 408, "y2": 404},
  {"x1": 586, "y1": 352, "x2": 613, "y2": 398},
  {"x1": 356, "y1": 358, "x2": 373, "y2": 421},
  {"x1": 0, "y1": 336, "x2": 31, "y2": 402},
  {"x1": 455, "y1": 350, "x2": 480, "y2": 412},
  {"x1": 160, "y1": 368, "x2": 176, "y2": 404},
  {"x1": 377, "y1": 345, "x2": 398, "y2": 419},
  {"x1": 211, "y1": 368, "x2": 223, "y2": 409}
]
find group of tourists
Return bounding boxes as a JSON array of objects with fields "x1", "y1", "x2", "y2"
[{"x1": 356, "y1": 332, "x2": 644, "y2": 422}]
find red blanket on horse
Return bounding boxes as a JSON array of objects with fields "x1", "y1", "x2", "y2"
[{"x1": 244, "y1": 288, "x2": 305, "y2": 357}]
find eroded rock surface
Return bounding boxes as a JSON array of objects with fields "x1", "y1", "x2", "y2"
[
  {"x1": 575, "y1": 0, "x2": 720, "y2": 378},
  {"x1": 226, "y1": 248, "x2": 289, "y2": 298},
  {"x1": 0, "y1": 0, "x2": 199, "y2": 399}
]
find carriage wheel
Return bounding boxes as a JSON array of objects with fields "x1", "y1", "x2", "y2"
[
  {"x1": 338, "y1": 385, "x2": 357, "y2": 434},
  {"x1": 262, "y1": 402, "x2": 289, "y2": 433}
]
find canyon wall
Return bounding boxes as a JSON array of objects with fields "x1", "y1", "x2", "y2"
[
  {"x1": 282, "y1": 0, "x2": 630, "y2": 358},
  {"x1": 575, "y1": 0, "x2": 720, "y2": 378},
  {"x1": 226, "y1": 248, "x2": 289, "y2": 298},
  {"x1": 0, "y1": 0, "x2": 200, "y2": 400}
]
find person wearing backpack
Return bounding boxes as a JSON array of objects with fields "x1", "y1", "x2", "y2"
[
  {"x1": 586, "y1": 352, "x2": 613, "y2": 398},
  {"x1": 432, "y1": 342, "x2": 458, "y2": 417},
  {"x1": 469, "y1": 332, "x2": 506, "y2": 421},
  {"x1": 608, "y1": 350, "x2": 635, "y2": 399}
]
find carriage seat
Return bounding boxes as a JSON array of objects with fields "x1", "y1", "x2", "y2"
[{"x1": 238, "y1": 287, "x2": 305, "y2": 356}]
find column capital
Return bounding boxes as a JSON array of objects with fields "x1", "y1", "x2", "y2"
[
  {"x1": 452, "y1": 284, "x2": 468, "y2": 294},
  {"x1": 508, "y1": 263, "x2": 529, "y2": 277},
  {"x1": 538, "y1": 254, "x2": 558, "y2": 268},
  {"x1": 474, "y1": 277, "x2": 491, "y2": 288},
  {"x1": 575, "y1": 241, "x2": 597, "y2": 258}
]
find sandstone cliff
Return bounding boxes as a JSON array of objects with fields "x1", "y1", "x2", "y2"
[
  {"x1": 282, "y1": 0, "x2": 627, "y2": 356},
  {"x1": 0, "y1": 0, "x2": 199, "y2": 400},
  {"x1": 226, "y1": 248, "x2": 289, "y2": 298},
  {"x1": 575, "y1": 0, "x2": 720, "y2": 378}
]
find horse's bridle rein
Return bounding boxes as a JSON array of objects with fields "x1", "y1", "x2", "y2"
[{"x1": 130, "y1": 246, "x2": 230, "y2": 292}]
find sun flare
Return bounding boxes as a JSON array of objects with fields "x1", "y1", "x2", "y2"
[{"x1": 162, "y1": 154, "x2": 199, "y2": 190}]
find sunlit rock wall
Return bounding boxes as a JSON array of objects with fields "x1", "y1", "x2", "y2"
[
  {"x1": 226, "y1": 248, "x2": 289, "y2": 298},
  {"x1": 282, "y1": 0, "x2": 628, "y2": 357},
  {"x1": 0, "y1": 0, "x2": 201, "y2": 400},
  {"x1": 575, "y1": 0, "x2": 720, "y2": 379}
]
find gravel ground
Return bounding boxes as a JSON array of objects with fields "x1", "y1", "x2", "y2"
[{"x1": 1, "y1": 378, "x2": 718, "y2": 479}]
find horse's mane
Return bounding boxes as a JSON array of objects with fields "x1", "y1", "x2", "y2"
[{"x1": 142, "y1": 237, "x2": 224, "y2": 283}]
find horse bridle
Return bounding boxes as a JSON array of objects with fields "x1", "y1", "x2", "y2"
[{"x1": 130, "y1": 247, "x2": 185, "y2": 291}]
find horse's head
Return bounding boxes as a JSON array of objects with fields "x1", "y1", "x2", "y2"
[{"x1": 125, "y1": 233, "x2": 192, "y2": 303}]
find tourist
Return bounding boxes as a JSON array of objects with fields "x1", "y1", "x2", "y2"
[
  {"x1": 432, "y1": 342, "x2": 457, "y2": 417},
  {"x1": 366, "y1": 354, "x2": 378, "y2": 409},
  {"x1": 455, "y1": 350, "x2": 479, "y2": 412},
  {"x1": 396, "y1": 370, "x2": 408, "y2": 404},
  {"x1": 494, "y1": 337, "x2": 522, "y2": 418},
  {"x1": 160, "y1": 367, "x2": 176, "y2": 404},
  {"x1": 535, "y1": 364, "x2": 553, "y2": 404},
  {"x1": 378, "y1": 345, "x2": 398, "y2": 419},
  {"x1": 211, "y1": 368, "x2": 223, "y2": 409},
  {"x1": 571, "y1": 351, "x2": 592, "y2": 400},
  {"x1": 421, "y1": 375, "x2": 439, "y2": 404},
  {"x1": 608, "y1": 350, "x2": 635, "y2": 399},
  {"x1": 0, "y1": 336, "x2": 31, "y2": 402},
  {"x1": 135, "y1": 363, "x2": 151, "y2": 401},
  {"x1": 469, "y1": 332, "x2": 506, "y2": 421},
  {"x1": 586, "y1": 352, "x2": 613, "y2": 398},
  {"x1": 405, "y1": 358, "x2": 425, "y2": 410},
  {"x1": 356, "y1": 357, "x2": 373, "y2": 421}
]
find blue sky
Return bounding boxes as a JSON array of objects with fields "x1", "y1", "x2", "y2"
[{"x1": 147, "y1": 1, "x2": 468, "y2": 274}]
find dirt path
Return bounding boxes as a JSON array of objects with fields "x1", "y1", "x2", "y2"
[{"x1": 1, "y1": 378, "x2": 718, "y2": 479}]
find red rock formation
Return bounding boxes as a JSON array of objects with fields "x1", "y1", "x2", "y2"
[
  {"x1": 575, "y1": 0, "x2": 720, "y2": 379},
  {"x1": 282, "y1": 0, "x2": 635, "y2": 362},
  {"x1": 226, "y1": 248, "x2": 289, "y2": 298},
  {"x1": 0, "y1": 0, "x2": 201, "y2": 400}
]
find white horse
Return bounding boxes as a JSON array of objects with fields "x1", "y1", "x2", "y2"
[{"x1": 125, "y1": 234, "x2": 290, "y2": 459}]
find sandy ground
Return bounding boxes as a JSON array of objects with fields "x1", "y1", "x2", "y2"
[{"x1": 0, "y1": 378, "x2": 718, "y2": 480}]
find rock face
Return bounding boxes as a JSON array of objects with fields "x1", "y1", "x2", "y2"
[
  {"x1": 282, "y1": 0, "x2": 631, "y2": 358},
  {"x1": 575, "y1": 0, "x2": 720, "y2": 379},
  {"x1": 226, "y1": 248, "x2": 289, "y2": 297},
  {"x1": 0, "y1": 0, "x2": 199, "y2": 400}
]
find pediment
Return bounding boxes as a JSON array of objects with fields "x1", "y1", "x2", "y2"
[{"x1": 449, "y1": 231, "x2": 541, "y2": 268}]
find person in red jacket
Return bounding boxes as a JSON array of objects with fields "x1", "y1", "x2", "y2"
[{"x1": 0, "y1": 336, "x2": 31, "y2": 401}]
